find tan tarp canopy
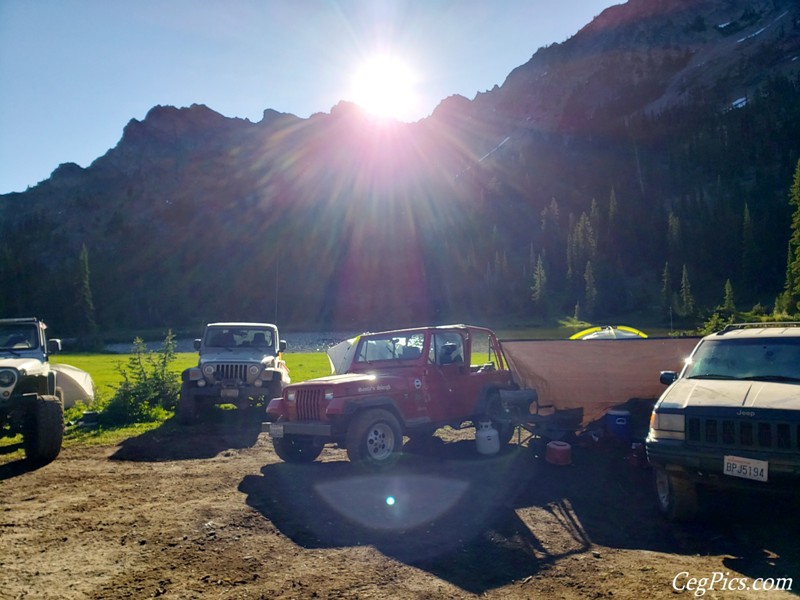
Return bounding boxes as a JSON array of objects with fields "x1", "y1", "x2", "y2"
[{"x1": 500, "y1": 338, "x2": 699, "y2": 426}]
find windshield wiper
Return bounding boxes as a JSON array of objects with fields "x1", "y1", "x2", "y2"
[
  {"x1": 740, "y1": 375, "x2": 800, "y2": 383},
  {"x1": 686, "y1": 374, "x2": 739, "y2": 380}
]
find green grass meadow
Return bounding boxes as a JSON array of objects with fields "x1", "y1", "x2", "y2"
[
  {"x1": 0, "y1": 351, "x2": 332, "y2": 462},
  {"x1": 51, "y1": 351, "x2": 332, "y2": 400}
]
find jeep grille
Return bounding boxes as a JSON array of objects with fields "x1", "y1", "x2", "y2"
[
  {"x1": 213, "y1": 363, "x2": 249, "y2": 382},
  {"x1": 296, "y1": 389, "x2": 324, "y2": 420},
  {"x1": 687, "y1": 417, "x2": 800, "y2": 451}
]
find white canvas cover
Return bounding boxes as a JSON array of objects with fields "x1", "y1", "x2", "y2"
[
  {"x1": 52, "y1": 363, "x2": 95, "y2": 408},
  {"x1": 327, "y1": 336, "x2": 360, "y2": 374},
  {"x1": 501, "y1": 338, "x2": 698, "y2": 426}
]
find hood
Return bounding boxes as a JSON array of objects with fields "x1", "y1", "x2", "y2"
[
  {"x1": 292, "y1": 372, "x2": 411, "y2": 395},
  {"x1": 659, "y1": 378, "x2": 800, "y2": 411},
  {"x1": 200, "y1": 350, "x2": 277, "y2": 365},
  {"x1": 303, "y1": 373, "x2": 376, "y2": 385},
  {"x1": 0, "y1": 357, "x2": 47, "y2": 375}
]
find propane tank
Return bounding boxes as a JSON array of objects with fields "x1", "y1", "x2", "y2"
[{"x1": 476, "y1": 421, "x2": 500, "y2": 455}]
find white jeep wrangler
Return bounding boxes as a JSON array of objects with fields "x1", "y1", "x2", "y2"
[
  {"x1": 179, "y1": 322, "x2": 289, "y2": 424},
  {"x1": 0, "y1": 317, "x2": 64, "y2": 464}
]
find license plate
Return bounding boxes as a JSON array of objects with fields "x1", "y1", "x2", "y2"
[
  {"x1": 270, "y1": 423, "x2": 284, "y2": 438},
  {"x1": 724, "y1": 455, "x2": 768, "y2": 482},
  {"x1": 220, "y1": 388, "x2": 239, "y2": 399}
]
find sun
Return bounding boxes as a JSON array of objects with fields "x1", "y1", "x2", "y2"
[{"x1": 351, "y1": 55, "x2": 418, "y2": 121}]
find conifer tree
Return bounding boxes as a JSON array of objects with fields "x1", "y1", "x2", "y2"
[
  {"x1": 530, "y1": 254, "x2": 548, "y2": 316},
  {"x1": 741, "y1": 203, "x2": 755, "y2": 287},
  {"x1": 76, "y1": 244, "x2": 98, "y2": 343},
  {"x1": 782, "y1": 159, "x2": 800, "y2": 312},
  {"x1": 660, "y1": 261, "x2": 671, "y2": 317},
  {"x1": 667, "y1": 211, "x2": 682, "y2": 262},
  {"x1": 722, "y1": 279, "x2": 736, "y2": 315},
  {"x1": 680, "y1": 264, "x2": 695, "y2": 317},
  {"x1": 584, "y1": 261, "x2": 597, "y2": 318},
  {"x1": 608, "y1": 187, "x2": 618, "y2": 226}
]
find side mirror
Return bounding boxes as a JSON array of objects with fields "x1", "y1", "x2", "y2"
[
  {"x1": 279, "y1": 340, "x2": 287, "y2": 352},
  {"x1": 660, "y1": 371, "x2": 678, "y2": 385},
  {"x1": 47, "y1": 339, "x2": 62, "y2": 354},
  {"x1": 193, "y1": 339, "x2": 201, "y2": 351}
]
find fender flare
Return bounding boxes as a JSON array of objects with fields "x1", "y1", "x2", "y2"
[
  {"x1": 342, "y1": 396, "x2": 405, "y2": 427},
  {"x1": 472, "y1": 384, "x2": 537, "y2": 422},
  {"x1": 47, "y1": 370, "x2": 57, "y2": 396},
  {"x1": 472, "y1": 384, "x2": 515, "y2": 416}
]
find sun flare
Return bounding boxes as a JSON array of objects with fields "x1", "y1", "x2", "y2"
[{"x1": 351, "y1": 55, "x2": 418, "y2": 121}]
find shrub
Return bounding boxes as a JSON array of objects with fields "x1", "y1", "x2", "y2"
[{"x1": 101, "y1": 332, "x2": 180, "y2": 425}]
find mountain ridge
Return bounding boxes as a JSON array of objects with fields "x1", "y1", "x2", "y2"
[{"x1": 2, "y1": 0, "x2": 799, "y2": 334}]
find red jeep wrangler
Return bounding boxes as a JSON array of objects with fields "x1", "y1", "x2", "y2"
[{"x1": 264, "y1": 324, "x2": 535, "y2": 468}]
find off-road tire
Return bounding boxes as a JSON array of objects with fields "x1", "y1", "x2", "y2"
[
  {"x1": 653, "y1": 466, "x2": 699, "y2": 521},
  {"x1": 259, "y1": 381, "x2": 283, "y2": 424},
  {"x1": 265, "y1": 380, "x2": 283, "y2": 403},
  {"x1": 346, "y1": 408, "x2": 402, "y2": 469},
  {"x1": 273, "y1": 433, "x2": 324, "y2": 463},
  {"x1": 178, "y1": 383, "x2": 195, "y2": 425},
  {"x1": 23, "y1": 394, "x2": 64, "y2": 465}
]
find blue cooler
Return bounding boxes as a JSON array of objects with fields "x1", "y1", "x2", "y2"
[{"x1": 606, "y1": 409, "x2": 631, "y2": 442}]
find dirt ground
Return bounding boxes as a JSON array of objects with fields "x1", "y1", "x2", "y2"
[{"x1": 1, "y1": 418, "x2": 798, "y2": 600}]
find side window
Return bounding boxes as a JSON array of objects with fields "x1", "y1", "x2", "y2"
[{"x1": 431, "y1": 332, "x2": 465, "y2": 365}]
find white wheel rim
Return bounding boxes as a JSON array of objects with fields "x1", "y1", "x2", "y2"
[{"x1": 366, "y1": 422, "x2": 395, "y2": 461}]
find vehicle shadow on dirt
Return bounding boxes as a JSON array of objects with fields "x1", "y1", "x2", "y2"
[
  {"x1": 517, "y1": 439, "x2": 800, "y2": 587},
  {"x1": 239, "y1": 437, "x2": 800, "y2": 594},
  {"x1": 0, "y1": 443, "x2": 43, "y2": 480},
  {"x1": 109, "y1": 414, "x2": 262, "y2": 462},
  {"x1": 240, "y1": 442, "x2": 562, "y2": 593}
]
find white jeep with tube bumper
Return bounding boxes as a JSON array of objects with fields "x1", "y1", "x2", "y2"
[
  {"x1": 646, "y1": 322, "x2": 800, "y2": 520},
  {"x1": 0, "y1": 317, "x2": 64, "y2": 464},
  {"x1": 179, "y1": 322, "x2": 289, "y2": 424}
]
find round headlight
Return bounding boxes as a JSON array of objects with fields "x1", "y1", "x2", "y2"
[
  {"x1": 286, "y1": 390, "x2": 296, "y2": 402},
  {"x1": 202, "y1": 364, "x2": 215, "y2": 376},
  {"x1": 248, "y1": 365, "x2": 260, "y2": 376},
  {"x1": 0, "y1": 369, "x2": 16, "y2": 387}
]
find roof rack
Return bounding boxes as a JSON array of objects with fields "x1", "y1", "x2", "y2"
[{"x1": 718, "y1": 321, "x2": 800, "y2": 334}]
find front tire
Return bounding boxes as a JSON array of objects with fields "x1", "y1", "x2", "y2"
[
  {"x1": 178, "y1": 383, "x2": 195, "y2": 425},
  {"x1": 653, "y1": 466, "x2": 699, "y2": 521},
  {"x1": 24, "y1": 395, "x2": 64, "y2": 465},
  {"x1": 346, "y1": 408, "x2": 402, "y2": 469},
  {"x1": 273, "y1": 434, "x2": 324, "y2": 463}
]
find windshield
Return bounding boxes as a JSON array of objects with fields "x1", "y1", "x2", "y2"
[
  {"x1": 0, "y1": 324, "x2": 39, "y2": 351},
  {"x1": 684, "y1": 338, "x2": 800, "y2": 381},
  {"x1": 355, "y1": 332, "x2": 425, "y2": 363},
  {"x1": 204, "y1": 326, "x2": 275, "y2": 350}
]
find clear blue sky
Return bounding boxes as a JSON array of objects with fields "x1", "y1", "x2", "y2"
[{"x1": 0, "y1": 0, "x2": 619, "y2": 194}]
